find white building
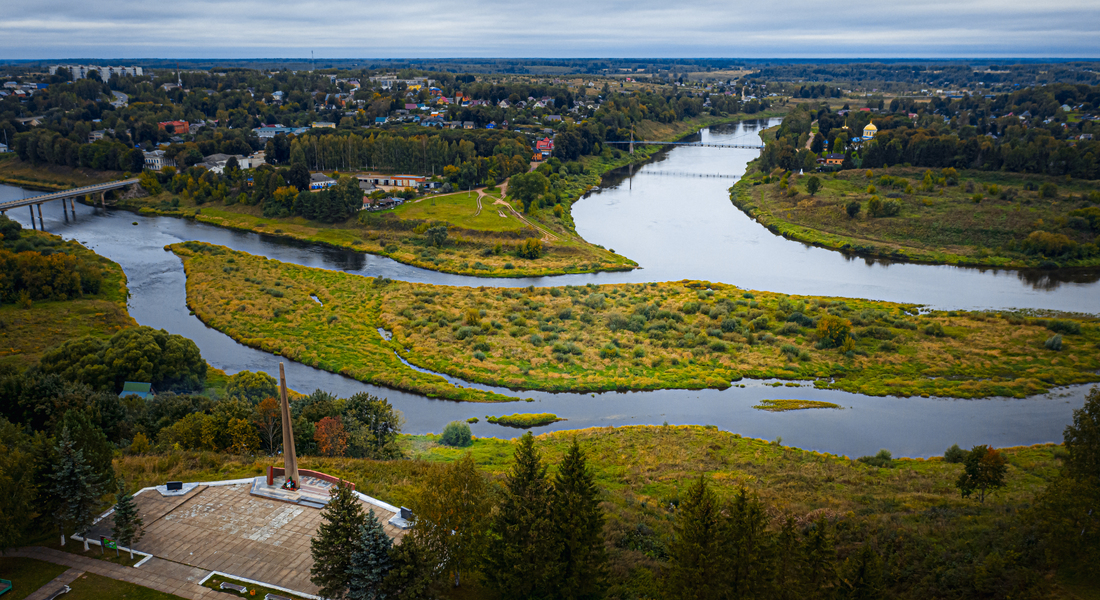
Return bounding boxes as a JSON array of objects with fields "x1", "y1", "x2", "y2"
[
  {"x1": 143, "y1": 150, "x2": 176, "y2": 171},
  {"x1": 49, "y1": 65, "x2": 144, "y2": 83}
]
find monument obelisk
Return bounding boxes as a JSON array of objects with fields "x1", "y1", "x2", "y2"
[{"x1": 278, "y1": 362, "x2": 300, "y2": 488}]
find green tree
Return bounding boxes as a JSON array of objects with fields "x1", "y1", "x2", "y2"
[
  {"x1": 415, "y1": 453, "x2": 491, "y2": 588},
  {"x1": 816, "y1": 315, "x2": 852, "y2": 349},
  {"x1": 344, "y1": 393, "x2": 403, "y2": 459},
  {"x1": 51, "y1": 426, "x2": 105, "y2": 549},
  {"x1": 665, "y1": 476, "x2": 725, "y2": 600},
  {"x1": 111, "y1": 482, "x2": 144, "y2": 559},
  {"x1": 510, "y1": 172, "x2": 549, "y2": 213},
  {"x1": 724, "y1": 488, "x2": 774, "y2": 597},
  {"x1": 347, "y1": 510, "x2": 392, "y2": 600},
  {"x1": 485, "y1": 432, "x2": 557, "y2": 598},
  {"x1": 956, "y1": 444, "x2": 1008, "y2": 503},
  {"x1": 840, "y1": 545, "x2": 883, "y2": 600},
  {"x1": 551, "y1": 438, "x2": 607, "y2": 600},
  {"x1": 61, "y1": 410, "x2": 115, "y2": 492},
  {"x1": 440, "y1": 421, "x2": 471, "y2": 447},
  {"x1": 805, "y1": 175, "x2": 822, "y2": 196},
  {"x1": 1063, "y1": 387, "x2": 1100, "y2": 483},
  {"x1": 311, "y1": 481, "x2": 367, "y2": 599},
  {"x1": 225, "y1": 370, "x2": 278, "y2": 403},
  {"x1": 845, "y1": 200, "x2": 861, "y2": 218},
  {"x1": 0, "y1": 418, "x2": 37, "y2": 553},
  {"x1": 425, "y1": 226, "x2": 448, "y2": 248},
  {"x1": 382, "y1": 529, "x2": 432, "y2": 600},
  {"x1": 867, "y1": 195, "x2": 883, "y2": 217}
]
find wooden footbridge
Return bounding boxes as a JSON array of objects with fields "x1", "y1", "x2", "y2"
[
  {"x1": 604, "y1": 140, "x2": 765, "y2": 151},
  {"x1": 0, "y1": 178, "x2": 140, "y2": 229}
]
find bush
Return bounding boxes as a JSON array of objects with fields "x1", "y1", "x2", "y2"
[
  {"x1": 516, "y1": 238, "x2": 543, "y2": 259},
  {"x1": 1045, "y1": 334, "x2": 1063, "y2": 351},
  {"x1": 584, "y1": 293, "x2": 606, "y2": 309},
  {"x1": 1046, "y1": 320, "x2": 1081, "y2": 335},
  {"x1": 846, "y1": 200, "x2": 861, "y2": 218},
  {"x1": 440, "y1": 421, "x2": 472, "y2": 447},
  {"x1": 1021, "y1": 231, "x2": 1078, "y2": 257},
  {"x1": 944, "y1": 444, "x2": 967, "y2": 463},
  {"x1": 529, "y1": 334, "x2": 544, "y2": 347},
  {"x1": 721, "y1": 317, "x2": 742, "y2": 332},
  {"x1": 708, "y1": 340, "x2": 727, "y2": 352},
  {"x1": 816, "y1": 315, "x2": 852, "y2": 349},
  {"x1": 857, "y1": 449, "x2": 894, "y2": 468},
  {"x1": 924, "y1": 322, "x2": 946, "y2": 337},
  {"x1": 1039, "y1": 182, "x2": 1058, "y2": 198},
  {"x1": 680, "y1": 301, "x2": 700, "y2": 315},
  {"x1": 881, "y1": 198, "x2": 901, "y2": 216}
]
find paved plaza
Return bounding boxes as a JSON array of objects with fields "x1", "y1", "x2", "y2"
[{"x1": 85, "y1": 479, "x2": 406, "y2": 596}]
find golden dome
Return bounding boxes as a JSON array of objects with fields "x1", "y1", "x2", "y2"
[{"x1": 864, "y1": 121, "x2": 878, "y2": 132}]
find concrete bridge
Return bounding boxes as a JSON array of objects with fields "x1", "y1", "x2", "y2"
[
  {"x1": 604, "y1": 140, "x2": 765, "y2": 151},
  {"x1": 0, "y1": 178, "x2": 140, "y2": 230}
]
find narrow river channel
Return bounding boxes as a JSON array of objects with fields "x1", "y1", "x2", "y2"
[{"x1": 2, "y1": 118, "x2": 1096, "y2": 457}]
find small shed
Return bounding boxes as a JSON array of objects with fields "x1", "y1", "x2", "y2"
[{"x1": 119, "y1": 382, "x2": 154, "y2": 399}]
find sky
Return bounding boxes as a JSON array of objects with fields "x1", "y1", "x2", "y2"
[{"x1": 1, "y1": 0, "x2": 1098, "y2": 59}]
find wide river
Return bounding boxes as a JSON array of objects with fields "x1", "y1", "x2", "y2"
[{"x1": 3, "y1": 118, "x2": 1097, "y2": 457}]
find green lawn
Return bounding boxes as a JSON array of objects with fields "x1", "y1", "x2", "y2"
[
  {"x1": 202, "y1": 574, "x2": 310, "y2": 600},
  {"x1": 64, "y1": 572, "x2": 184, "y2": 600},
  {"x1": 0, "y1": 557, "x2": 69, "y2": 600},
  {"x1": 391, "y1": 191, "x2": 526, "y2": 232}
]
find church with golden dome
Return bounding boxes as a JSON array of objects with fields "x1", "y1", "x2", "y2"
[{"x1": 863, "y1": 121, "x2": 878, "y2": 139}]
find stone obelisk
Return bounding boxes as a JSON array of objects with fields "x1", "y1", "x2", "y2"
[{"x1": 278, "y1": 362, "x2": 299, "y2": 488}]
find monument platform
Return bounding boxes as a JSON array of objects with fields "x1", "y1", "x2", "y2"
[{"x1": 250, "y1": 474, "x2": 337, "y2": 509}]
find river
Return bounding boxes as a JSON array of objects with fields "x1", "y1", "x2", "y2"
[{"x1": 1, "y1": 118, "x2": 1095, "y2": 457}]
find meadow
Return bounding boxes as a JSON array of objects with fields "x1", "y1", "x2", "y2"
[
  {"x1": 0, "y1": 232, "x2": 135, "y2": 371},
  {"x1": 732, "y1": 165, "x2": 1100, "y2": 268},
  {"x1": 172, "y1": 241, "x2": 1100, "y2": 401}
]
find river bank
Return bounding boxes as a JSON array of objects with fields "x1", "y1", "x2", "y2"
[
  {"x1": 111, "y1": 111, "x2": 782, "y2": 279},
  {"x1": 172, "y1": 241, "x2": 1100, "y2": 401}
]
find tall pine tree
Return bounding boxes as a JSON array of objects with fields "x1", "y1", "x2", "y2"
[
  {"x1": 347, "y1": 509, "x2": 392, "y2": 600},
  {"x1": 551, "y1": 438, "x2": 608, "y2": 600},
  {"x1": 664, "y1": 476, "x2": 725, "y2": 600},
  {"x1": 485, "y1": 432, "x2": 557, "y2": 599},
  {"x1": 111, "y1": 480, "x2": 144, "y2": 559},
  {"x1": 51, "y1": 426, "x2": 104, "y2": 549},
  {"x1": 311, "y1": 481, "x2": 367, "y2": 599},
  {"x1": 413, "y1": 453, "x2": 490, "y2": 588},
  {"x1": 724, "y1": 488, "x2": 774, "y2": 597}
]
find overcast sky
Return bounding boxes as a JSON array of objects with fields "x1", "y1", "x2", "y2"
[{"x1": 1, "y1": 0, "x2": 1098, "y2": 59}]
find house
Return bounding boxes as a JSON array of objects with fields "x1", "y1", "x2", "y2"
[
  {"x1": 88, "y1": 129, "x2": 107, "y2": 142},
  {"x1": 310, "y1": 172, "x2": 337, "y2": 190},
  {"x1": 823, "y1": 153, "x2": 844, "y2": 166},
  {"x1": 1081, "y1": 134, "x2": 1094, "y2": 141},
  {"x1": 0, "y1": 143, "x2": 9, "y2": 153},
  {"x1": 158, "y1": 120, "x2": 189, "y2": 135},
  {"x1": 374, "y1": 117, "x2": 388, "y2": 125},
  {"x1": 463, "y1": 121, "x2": 475, "y2": 129},
  {"x1": 253, "y1": 125, "x2": 308, "y2": 138},
  {"x1": 311, "y1": 121, "x2": 336, "y2": 129},
  {"x1": 545, "y1": 115, "x2": 562, "y2": 122},
  {"x1": 534, "y1": 137, "x2": 554, "y2": 159},
  {"x1": 143, "y1": 150, "x2": 176, "y2": 171},
  {"x1": 119, "y1": 382, "x2": 154, "y2": 400}
]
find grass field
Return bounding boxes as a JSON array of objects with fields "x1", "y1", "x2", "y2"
[
  {"x1": 391, "y1": 190, "x2": 526, "y2": 232},
  {"x1": 733, "y1": 164, "x2": 1100, "y2": 268},
  {"x1": 0, "y1": 232, "x2": 135, "y2": 371},
  {"x1": 201, "y1": 574, "x2": 310, "y2": 600},
  {"x1": 0, "y1": 557, "x2": 69, "y2": 600},
  {"x1": 752, "y1": 399, "x2": 843, "y2": 411},
  {"x1": 172, "y1": 241, "x2": 1100, "y2": 400},
  {"x1": 63, "y1": 572, "x2": 183, "y2": 600}
]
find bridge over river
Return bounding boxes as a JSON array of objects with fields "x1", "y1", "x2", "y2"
[{"x1": 0, "y1": 178, "x2": 139, "y2": 230}]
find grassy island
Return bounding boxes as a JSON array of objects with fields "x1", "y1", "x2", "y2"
[
  {"x1": 171, "y1": 241, "x2": 1100, "y2": 401},
  {"x1": 753, "y1": 399, "x2": 843, "y2": 412},
  {"x1": 486, "y1": 413, "x2": 564, "y2": 428}
]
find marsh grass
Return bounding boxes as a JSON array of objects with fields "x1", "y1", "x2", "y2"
[
  {"x1": 733, "y1": 165, "x2": 1100, "y2": 268},
  {"x1": 173, "y1": 241, "x2": 1100, "y2": 400},
  {"x1": 485, "y1": 413, "x2": 563, "y2": 428},
  {"x1": 752, "y1": 399, "x2": 842, "y2": 411}
]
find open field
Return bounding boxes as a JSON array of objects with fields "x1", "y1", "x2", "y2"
[
  {"x1": 733, "y1": 165, "x2": 1100, "y2": 269},
  {"x1": 172, "y1": 241, "x2": 1100, "y2": 400},
  {"x1": 0, "y1": 232, "x2": 135, "y2": 371}
]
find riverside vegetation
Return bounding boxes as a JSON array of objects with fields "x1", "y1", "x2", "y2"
[
  {"x1": 172, "y1": 241, "x2": 1100, "y2": 401},
  {"x1": 732, "y1": 164, "x2": 1100, "y2": 268}
]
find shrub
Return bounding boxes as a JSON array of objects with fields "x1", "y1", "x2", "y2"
[
  {"x1": 750, "y1": 316, "x2": 769, "y2": 332},
  {"x1": 881, "y1": 198, "x2": 901, "y2": 216},
  {"x1": 944, "y1": 444, "x2": 967, "y2": 463},
  {"x1": 680, "y1": 301, "x2": 700, "y2": 315},
  {"x1": 1021, "y1": 231, "x2": 1077, "y2": 257},
  {"x1": 708, "y1": 340, "x2": 727, "y2": 352},
  {"x1": 867, "y1": 195, "x2": 884, "y2": 216},
  {"x1": 816, "y1": 315, "x2": 852, "y2": 349},
  {"x1": 472, "y1": 341, "x2": 491, "y2": 352},
  {"x1": 529, "y1": 334, "x2": 544, "y2": 347},
  {"x1": 1039, "y1": 182, "x2": 1058, "y2": 198},
  {"x1": 607, "y1": 312, "x2": 630, "y2": 331},
  {"x1": 846, "y1": 200, "x2": 861, "y2": 218},
  {"x1": 1046, "y1": 320, "x2": 1081, "y2": 335},
  {"x1": 598, "y1": 343, "x2": 620, "y2": 359},
  {"x1": 516, "y1": 238, "x2": 543, "y2": 259},
  {"x1": 924, "y1": 322, "x2": 946, "y2": 337},
  {"x1": 721, "y1": 317, "x2": 742, "y2": 332},
  {"x1": 456, "y1": 326, "x2": 479, "y2": 340},
  {"x1": 440, "y1": 421, "x2": 472, "y2": 447},
  {"x1": 780, "y1": 344, "x2": 800, "y2": 360},
  {"x1": 857, "y1": 449, "x2": 894, "y2": 468},
  {"x1": 558, "y1": 307, "x2": 573, "y2": 320},
  {"x1": 584, "y1": 293, "x2": 606, "y2": 309},
  {"x1": 1045, "y1": 334, "x2": 1063, "y2": 351},
  {"x1": 787, "y1": 312, "x2": 814, "y2": 327},
  {"x1": 633, "y1": 346, "x2": 646, "y2": 358}
]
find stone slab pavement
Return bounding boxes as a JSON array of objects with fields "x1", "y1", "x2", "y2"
[{"x1": 10, "y1": 547, "x2": 222, "y2": 600}]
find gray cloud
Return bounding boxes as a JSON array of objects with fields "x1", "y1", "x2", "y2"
[{"x1": 1, "y1": 0, "x2": 1097, "y2": 58}]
